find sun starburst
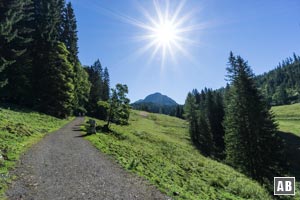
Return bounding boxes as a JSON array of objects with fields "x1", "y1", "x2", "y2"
[
  {"x1": 95, "y1": 0, "x2": 204, "y2": 68},
  {"x1": 131, "y1": 0, "x2": 203, "y2": 67}
]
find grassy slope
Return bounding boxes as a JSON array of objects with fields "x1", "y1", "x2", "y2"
[
  {"x1": 272, "y1": 103, "x2": 300, "y2": 136},
  {"x1": 0, "y1": 106, "x2": 72, "y2": 198},
  {"x1": 85, "y1": 111, "x2": 270, "y2": 200},
  {"x1": 272, "y1": 103, "x2": 300, "y2": 192}
]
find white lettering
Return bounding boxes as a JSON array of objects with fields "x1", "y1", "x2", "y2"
[
  {"x1": 277, "y1": 181, "x2": 284, "y2": 191},
  {"x1": 285, "y1": 181, "x2": 292, "y2": 191}
]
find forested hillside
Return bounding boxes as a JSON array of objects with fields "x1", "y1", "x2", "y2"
[
  {"x1": 184, "y1": 53, "x2": 288, "y2": 196},
  {"x1": 0, "y1": 0, "x2": 121, "y2": 120},
  {"x1": 256, "y1": 54, "x2": 300, "y2": 105}
]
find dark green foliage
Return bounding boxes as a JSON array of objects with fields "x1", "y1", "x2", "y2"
[
  {"x1": 60, "y1": 2, "x2": 91, "y2": 115},
  {"x1": 73, "y1": 63, "x2": 91, "y2": 115},
  {"x1": 102, "y1": 67, "x2": 110, "y2": 101},
  {"x1": 132, "y1": 102, "x2": 183, "y2": 118},
  {"x1": 36, "y1": 42, "x2": 74, "y2": 118},
  {"x1": 255, "y1": 54, "x2": 300, "y2": 105},
  {"x1": 184, "y1": 89, "x2": 224, "y2": 157},
  {"x1": 85, "y1": 60, "x2": 103, "y2": 117},
  {"x1": 224, "y1": 52, "x2": 284, "y2": 182},
  {"x1": 32, "y1": 0, "x2": 65, "y2": 109},
  {"x1": 106, "y1": 84, "x2": 131, "y2": 128},
  {"x1": 0, "y1": 0, "x2": 35, "y2": 105},
  {"x1": 85, "y1": 60, "x2": 110, "y2": 119},
  {"x1": 33, "y1": 0, "x2": 64, "y2": 44},
  {"x1": 61, "y1": 2, "x2": 78, "y2": 65},
  {"x1": 175, "y1": 105, "x2": 184, "y2": 118},
  {"x1": 0, "y1": 0, "x2": 31, "y2": 88},
  {"x1": 0, "y1": 0, "x2": 93, "y2": 118}
]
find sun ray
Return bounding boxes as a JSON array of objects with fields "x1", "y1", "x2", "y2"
[
  {"x1": 93, "y1": 0, "x2": 203, "y2": 68},
  {"x1": 128, "y1": 0, "x2": 204, "y2": 67}
]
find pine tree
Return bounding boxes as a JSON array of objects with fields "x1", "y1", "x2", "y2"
[
  {"x1": 38, "y1": 42, "x2": 74, "y2": 118},
  {"x1": 102, "y1": 67, "x2": 110, "y2": 101},
  {"x1": 0, "y1": 0, "x2": 26, "y2": 88},
  {"x1": 61, "y1": 2, "x2": 91, "y2": 115},
  {"x1": 0, "y1": 0, "x2": 35, "y2": 105},
  {"x1": 224, "y1": 52, "x2": 284, "y2": 182},
  {"x1": 61, "y1": 2, "x2": 78, "y2": 65},
  {"x1": 32, "y1": 0, "x2": 65, "y2": 107},
  {"x1": 73, "y1": 64, "x2": 91, "y2": 115},
  {"x1": 184, "y1": 92, "x2": 214, "y2": 156},
  {"x1": 85, "y1": 59, "x2": 103, "y2": 117},
  {"x1": 184, "y1": 92, "x2": 199, "y2": 145},
  {"x1": 212, "y1": 91, "x2": 225, "y2": 158}
]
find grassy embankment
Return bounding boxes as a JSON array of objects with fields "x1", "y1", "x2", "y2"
[
  {"x1": 272, "y1": 103, "x2": 300, "y2": 136},
  {"x1": 84, "y1": 110, "x2": 271, "y2": 200},
  {"x1": 0, "y1": 106, "x2": 72, "y2": 198}
]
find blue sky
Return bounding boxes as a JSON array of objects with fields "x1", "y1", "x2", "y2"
[{"x1": 70, "y1": 0, "x2": 300, "y2": 104}]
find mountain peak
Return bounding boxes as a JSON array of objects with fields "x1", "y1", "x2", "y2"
[{"x1": 134, "y1": 92, "x2": 177, "y2": 106}]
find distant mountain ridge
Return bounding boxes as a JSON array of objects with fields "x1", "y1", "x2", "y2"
[
  {"x1": 134, "y1": 92, "x2": 178, "y2": 106},
  {"x1": 132, "y1": 93, "x2": 183, "y2": 118}
]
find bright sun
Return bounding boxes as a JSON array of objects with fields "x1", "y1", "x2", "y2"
[
  {"x1": 153, "y1": 20, "x2": 177, "y2": 46},
  {"x1": 116, "y1": 0, "x2": 203, "y2": 67}
]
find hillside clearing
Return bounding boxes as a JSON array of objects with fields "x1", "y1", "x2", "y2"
[
  {"x1": 84, "y1": 110, "x2": 270, "y2": 200},
  {"x1": 272, "y1": 103, "x2": 300, "y2": 135}
]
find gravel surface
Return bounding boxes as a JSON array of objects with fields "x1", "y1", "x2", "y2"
[{"x1": 6, "y1": 117, "x2": 170, "y2": 200}]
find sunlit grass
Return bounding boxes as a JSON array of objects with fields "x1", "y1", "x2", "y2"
[
  {"x1": 0, "y1": 106, "x2": 72, "y2": 199},
  {"x1": 272, "y1": 103, "x2": 300, "y2": 136},
  {"x1": 85, "y1": 110, "x2": 270, "y2": 200}
]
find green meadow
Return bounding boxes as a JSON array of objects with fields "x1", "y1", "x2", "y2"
[
  {"x1": 0, "y1": 106, "x2": 72, "y2": 198},
  {"x1": 272, "y1": 103, "x2": 300, "y2": 192},
  {"x1": 272, "y1": 103, "x2": 300, "y2": 136},
  {"x1": 85, "y1": 110, "x2": 270, "y2": 200}
]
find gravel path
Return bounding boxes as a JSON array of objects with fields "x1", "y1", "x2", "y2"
[{"x1": 6, "y1": 117, "x2": 170, "y2": 200}]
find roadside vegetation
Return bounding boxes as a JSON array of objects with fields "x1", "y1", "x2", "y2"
[
  {"x1": 85, "y1": 110, "x2": 270, "y2": 200},
  {"x1": 0, "y1": 106, "x2": 72, "y2": 198}
]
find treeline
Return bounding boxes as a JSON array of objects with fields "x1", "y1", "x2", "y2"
[
  {"x1": 0, "y1": 0, "x2": 89, "y2": 118},
  {"x1": 132, "y1": 103, "x2": 184, "y2": 118},
  {"x1": 184, "y1": 52, "x2": 285, "y2": 184},
  {"x1": 0, "y1": 0, "x2": 130, "y2": 123},
  {"x1": 256, "y1": 54, "x2": 300, "y2": 105},
  {"x1": 184, "y1": 88, "x2": 224, "y2": 158}
]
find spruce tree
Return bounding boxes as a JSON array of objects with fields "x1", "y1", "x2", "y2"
[
  {"x1": 212, "y1": 91, "x2": 225, "y2": 158},
  {"x1": 61, "y1": 2, "x2": 91, "y2": 115},
  {"x1": 184, "y1": 92, "x2": 199, "y2": 145},
  {"x1": 73, "y1": 64, "x2": 91, "y2": 115},
  {"x1": 224, "y1": 52, "x2": 283, "y2": 181},
  {"x1": 39, "y1": 42, "x2": 74, "y2": 118},
  {"x1": 85, "y1": 59, "x2": 103, "y2": 117},
  {"x1": 32, "y1": 0, "x2": 65, "y2": 106},
  {"x1": 102, "y1": 67, "x2": 110, "y2": 101},
  {"x1": 0, "y1": 0, "x2": 26, "y2": 88},
  {"x1": 0, "y1": 0, "x2": 35, "y2": 105},
  {"x1": 184, "y1": 92, "x2": 214, "y2": 156},
  {"x1": 61, "y1": 2, "x2": 78, "y2": 65}
]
